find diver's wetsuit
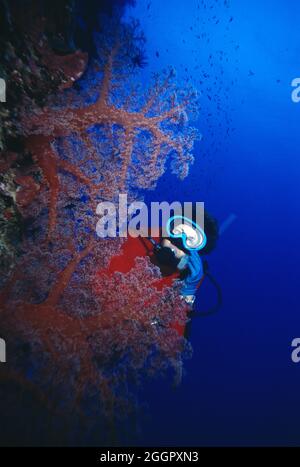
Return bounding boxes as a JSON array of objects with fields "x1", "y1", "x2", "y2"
[{"x1": 103, "y1": 235, "x2": 203, "y2": 336}]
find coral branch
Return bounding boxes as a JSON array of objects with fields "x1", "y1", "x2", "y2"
[{"x1": 1, "y1": 18, "x2": 199, "y2": 439}]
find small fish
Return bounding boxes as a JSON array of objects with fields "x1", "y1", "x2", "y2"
[{"x1": 155, "y1": 51, "x2": 159, "y2": 58}]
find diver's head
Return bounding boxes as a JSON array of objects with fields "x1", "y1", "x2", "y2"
[{"x1": 152, "y1": 210, "x2": 219, "y2": 276}]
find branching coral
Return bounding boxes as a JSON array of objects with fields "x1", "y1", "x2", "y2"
[
  {"x1": 20, "y1": 25, "x2": 199, "y2": 235},
  {"x1": 0, "y1": 13, "x2": 199, "y2": 443},
  {"x1": 1, "y1": 255, "x2": 191, "y2": 428}
]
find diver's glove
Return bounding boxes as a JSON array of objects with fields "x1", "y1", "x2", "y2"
[{"x1": 181, "y1": 250, "x2": 204, "y2": 297}]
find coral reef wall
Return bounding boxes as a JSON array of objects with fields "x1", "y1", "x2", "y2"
[{"x1": 0, "y1": 0, "x2": 199, "y2": 445}]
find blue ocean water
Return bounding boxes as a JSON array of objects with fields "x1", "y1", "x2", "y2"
[{"x1": 122, "y1": 0, "x2": 300, "y2": 446}]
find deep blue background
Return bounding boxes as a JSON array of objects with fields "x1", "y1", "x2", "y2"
[{"x1": 123, "y1": 0, "x2": 300, "y2": 446}]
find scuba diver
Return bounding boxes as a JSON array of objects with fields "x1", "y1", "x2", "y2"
[
  {"x1": 105, "y1": 210, "x2": 220, "y2": 337},
  {"x1": 149, "y1": 211, "x2": 219, "y2": 306}
]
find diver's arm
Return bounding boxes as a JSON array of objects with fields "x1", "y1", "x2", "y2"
[
  {"x1": 182, "y1": 294, "x2": 196, "y2": 305},
  {"x1": 180, "y1": 250, "x2": 204, "y2": 305}
]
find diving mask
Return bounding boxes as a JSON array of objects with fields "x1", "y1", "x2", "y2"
[{"x1": 166, "y1": 215, "x2": 207, "y2": 251}]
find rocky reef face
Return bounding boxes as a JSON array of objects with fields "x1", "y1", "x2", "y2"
[{"x1": 0, "y1": 0, "x2": 88, "y2": 277}]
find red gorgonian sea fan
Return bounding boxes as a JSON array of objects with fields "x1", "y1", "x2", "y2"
[
  {"x1": 18, "y1": 20, "x2": 199, "y2": 236},
  {"x1": 0, "y1": 19, "x2": 199, "y2": 439}
]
